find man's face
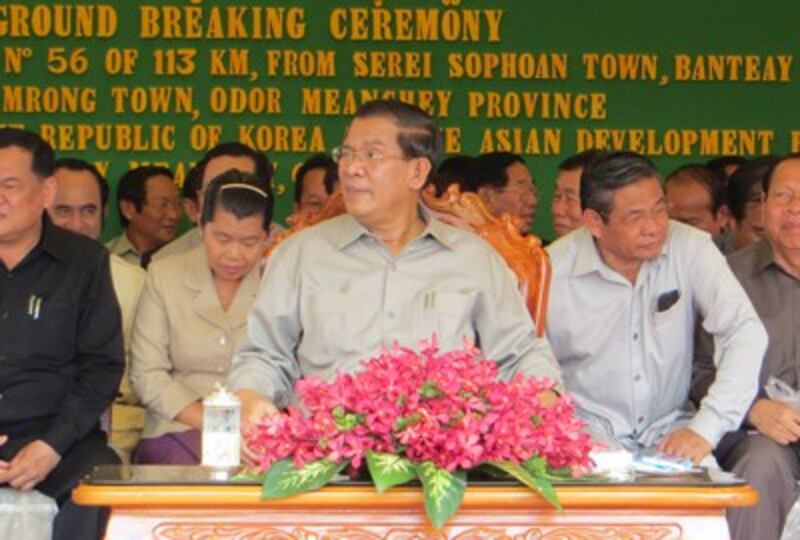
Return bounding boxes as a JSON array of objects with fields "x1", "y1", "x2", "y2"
[
  {"x1": 480, "y1": 161, "x2": 538, "y2": 234},
  {"x1": 733, "y1": 185, "x2": 765, "y2": 250},
  {"x1": 763, "y1": 159, "x2": 800, "y2": 258},
  {"x1": 338, "y1": 115, "x2": 427, "y2": 228},
  {"x1": 297, "y1": 167, "x2": 329, "y2": 213},
  {"x1": 665, "y1": 177, "x2": 725, "y2": 236},
  {"x1": 49, "y1": 167, "x2": 103, "y2": 240},
  {"x1": 199, "y1": 154, "x2": 257, "y2": 212},
  {"x1": 587, "y1": 177, "x2": 669, "y2": 270},
  {"x1": 0, "y1": 145, "x2": 55, "y2": 245},
  {"x1": 552, "y1": 167, "x2": 583, "y2": 237},
  {"x1": 123, "y1": 174, "x2": 180, "y2": 250}
]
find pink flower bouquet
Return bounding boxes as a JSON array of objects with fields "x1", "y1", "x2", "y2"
[{"x1": 245, "y1": 338, "x2": 593, "y2": 529}]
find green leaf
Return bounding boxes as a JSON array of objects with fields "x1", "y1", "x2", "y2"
[
  {"x1": 332, "y1": 406, "x2": 364, "y2": 431},
  {"x1": 523, "y1": 455, "x2": 548, "y2": 477},
  {"x1": 230, "y1": 469, "x2": 265, "y2": 482},
  {"x1": 395, "y1": 412, "x2": 421, "y2": 430},
  {"x1": 419, "y1": 380, "x2": 444, "y2": 399},
  {"x1": 366, "y1": 450, "x2": 417, "y2": 492},
  {"x1": 489, "y1": 461, "x2": 562, "y2": 510},
  {"x1": 261, "y1": 458, "x2": 347, "y2": 499},
  {"x1": 416, "y1": 461, "x2": 466, "y2": 529}
]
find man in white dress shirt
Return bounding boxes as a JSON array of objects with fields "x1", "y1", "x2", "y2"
[{"x1": 546, "y1": 151, "x2": 767, "y2": 465}]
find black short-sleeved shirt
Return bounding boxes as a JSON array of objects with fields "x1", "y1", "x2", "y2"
[{"x1": 0, "y1": 215, "x2": 123, "y2": 457}]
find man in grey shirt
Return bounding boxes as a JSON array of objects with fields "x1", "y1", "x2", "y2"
[
  {"x1": 547, "y1": 151, "x2": 766, "y2": 466},
  {"x1": 693, "y1": 154, "x2": 800, "y2": 540},
  {"x1": 229, "y1": 99, "x2": 562, "y2": 436}
]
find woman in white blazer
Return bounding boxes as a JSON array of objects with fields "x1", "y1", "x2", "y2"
[{"x1": 130, "y1": 170, "x2": 273, "y2": 464}]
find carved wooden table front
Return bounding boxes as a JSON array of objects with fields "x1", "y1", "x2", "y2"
[{"x1": 72, "y1": 466, "x2": 757, "y2": 540}]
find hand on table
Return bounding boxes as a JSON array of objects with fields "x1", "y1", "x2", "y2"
[
  {"x1": 656, "y1": 428, "x2": 712, "y2": 466},
  {"x1": 236, "y1": 389, "x2": 278, "y2": 467}
]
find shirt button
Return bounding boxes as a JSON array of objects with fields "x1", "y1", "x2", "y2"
[
  {"x1": 638, "y1": 416, "x2": 645, "y2": 424},
  {"x1": 633, "y1": 332, "x2": 639, "y2": 341},
  {"x1": 219, "y1": 336, "x2": 226, "y2": 346},
  {"x1": 1, "y1": 311, "x2": 8, "y2": 320},
  {"x1": 216, "y1": 366, "x2": 225, "y2": 373},
  {"x1": 634, "y1": 374, "x2": 642, "y2": 382},
  {"x1": 387, "y1": 311, "x2": 396, "y2": 319}
]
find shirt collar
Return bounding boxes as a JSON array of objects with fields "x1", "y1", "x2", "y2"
[
  {"x1": 110, "y1": 232, "x2": 142, "y2": 258},
  {"x1": 332, "y1": 206, "x2": 455, "y2": 252},
  {"x1": 38, "y1": 214, "x2": 71, "y2": 263},
  {"x1": 751, "y1": 238, "x2": 779, "y2": 275}
]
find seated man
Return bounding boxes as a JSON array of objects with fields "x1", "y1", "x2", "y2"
[
  {"x1": 546, "y1": 151, "x2": 766, "y2": 465},
  {"x1": 48, "y1": 158, "x2": 146, "y2": 463},
  {"x1": 551, "y1": 150, "x2": 601, "y2": 239},
  {"x1": 229, "y1": 99, "x2": 562, "y2": 430},
  {"x1": 664, "y1": 164, "x2": 729, "y2": 236},
  {"x1": 0, "y1": 128, "x2": 123, "y2": 539},
  {"x1": 153, "y1": 142, "x2": 275, "y2": 260},
  {"x1": 293, "y1": 153, "x2": 336, "y2": 213},
  {"x1": 107, "y1": 165, "x2": 180, "y2": 267},
  {"x1": 466, "y1": 152, "x2": 539, "y2": 235},
  {"x1": 693, "y1": 154, "x2": 800, "y2": 540}
]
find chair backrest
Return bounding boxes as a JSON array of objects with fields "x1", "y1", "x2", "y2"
[{"x1": 423, "y1": 185, "x2": 551, "y2": 336}]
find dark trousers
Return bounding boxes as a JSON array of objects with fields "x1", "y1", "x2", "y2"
[
  {"x1": 1, "y1": 429, "x2": 119, "y2": 540},
  {"x1": 715, "y1": 430, "x2": 800, "y2": 540}
]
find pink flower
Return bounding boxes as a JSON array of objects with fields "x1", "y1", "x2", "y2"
[{"x1": 245, "y1": 337, "x2": 594, "y2": 477}]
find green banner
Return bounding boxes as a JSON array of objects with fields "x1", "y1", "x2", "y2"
[{"x1": 2, "y1": 0, "x2": 798, "y2": 238}]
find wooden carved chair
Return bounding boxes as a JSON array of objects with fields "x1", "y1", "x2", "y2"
[
  {"x1": 423, "y1": 185, "x2": 551, "y2": 337},
  {"x1": 263, "y1": 191, "x2": 346, "y2": 260}
]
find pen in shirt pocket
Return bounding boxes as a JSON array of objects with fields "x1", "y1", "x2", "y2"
[{"x1": 27, "y1": 295, "x2": 42, "y2": 320}]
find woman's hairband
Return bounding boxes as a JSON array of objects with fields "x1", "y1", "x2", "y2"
[{"x1": 219, "y1": 183, "x2": 269, "y2": 198}]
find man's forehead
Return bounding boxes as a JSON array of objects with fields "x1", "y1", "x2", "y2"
[
  {"x1": 0, "y1": 144, "x2": 35, "y2": 173},
  {"x1": 772, "y1": 158, "x2": 800, "y2": 186},
  {"x1": 344, "y1": 116, "x2": 399, "y2": 144},
  {"x1": 203, "y1": 154, "x2": 256, "y2": 182},
  {"x1": 53, "y1": 168, "x2": 102, "y2": 201}
]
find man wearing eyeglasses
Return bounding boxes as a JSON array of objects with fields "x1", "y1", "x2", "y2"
[
  {"x1": 229, "y1": 100, "x2": 563, "y2": 442},
  {"x1": 107, "y1": 166, "x2": 180, "y2": 268},
  {"x1": 545, "y1": 151, "x2": 766, "y2": 468},
  {"x1": 467, "y1": 152, "x2": 539, "y2": 235},
  {"x1": 692, "y1": 154, "x2": 800, "y2": 540}
]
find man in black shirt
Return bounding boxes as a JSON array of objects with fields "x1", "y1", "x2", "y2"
[{"x1": 0, "y1": 128, "x2": 123, "y2": 539}]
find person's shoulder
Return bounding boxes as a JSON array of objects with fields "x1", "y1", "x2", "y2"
[
  {"x1": 48, "y1": 223, "x2": 107, "y2": 264},
  {"x1": 110, "y1": 253, "x2": 146, "y2": 282},
  {"x1": 726, "y1": 240, "x2": 763, "y2": 278},
  {"x1": 148, "y1": 243, "x2": 203, "y2": 276},
  {"x1": 152, "y1": 228, "x2": 201, "y2": 261},
  {"x1": 666, "y1": 220, "x2": 713, "y2": 248},
  {"x1": 545, "y1": 228, "x2": 584, "y2": 274}
]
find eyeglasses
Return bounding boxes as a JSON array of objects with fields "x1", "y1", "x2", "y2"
[
  {"x1": 768, "y1": 189, "x2": 800, "y2": 207},
  {"x1": 610, "y1": 202, "x2": 670, "y2": 227},
  {"x1": 332, "y1": 146, "x2": 408, "y2": 165},
  {"x1": 500, "y1": 182, "x2": 539, "y2": 200}
]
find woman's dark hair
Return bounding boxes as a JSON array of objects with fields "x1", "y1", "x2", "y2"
[{"x1": 200, "y1": 169, "x2": 274, "y2": 231}]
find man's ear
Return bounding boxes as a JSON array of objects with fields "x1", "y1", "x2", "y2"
[
  {"x1": 583, "y1": 208, "x2": 606, "y2": 239},
  {"x1": 41, "y1": 176, "x2": 57, "y2": 209},
  {"x1": 715, "y1": 204, "x2": 732, "y2": 232},
  {"x1": 119, "y1": 200, "x2": 137, "y2": 222},
  {"x1": 408, "y1": 158, "x2": 431, "y2": 191}
]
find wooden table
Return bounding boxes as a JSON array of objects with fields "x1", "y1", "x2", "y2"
[{"x1": 73, "y1": 465, "x2": 757, "y2": 540}]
